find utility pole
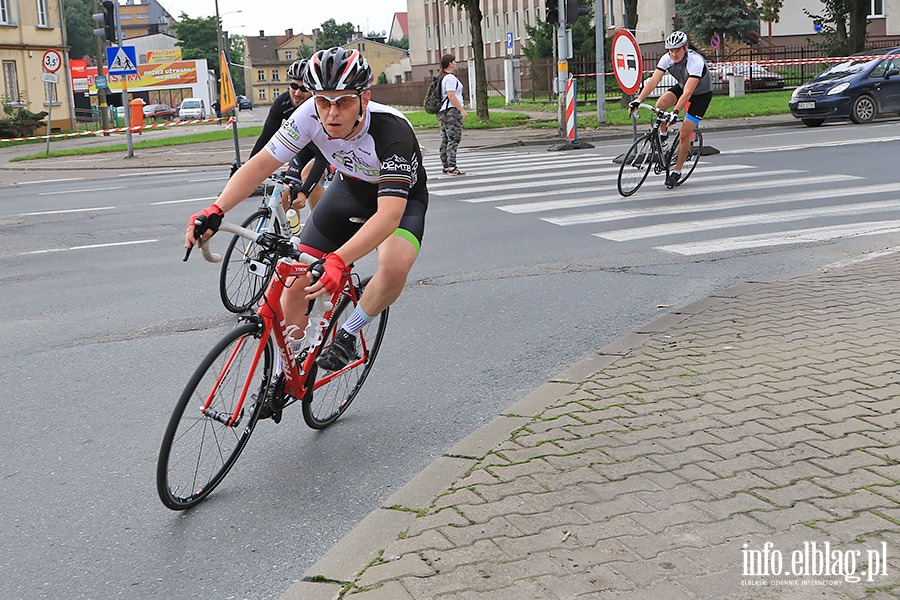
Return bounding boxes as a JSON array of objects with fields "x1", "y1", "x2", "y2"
[
  {"x1": 113, "y1": 1, "x2": 135, "y2": 158},
  {"x1": 556, "y1": 0, "x2": 567, "y2": 136},
  {"x1": 91, "y1": 0, "x2": 110, "y2": 134}
]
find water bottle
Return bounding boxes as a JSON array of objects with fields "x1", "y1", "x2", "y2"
[{"x1": 286, "y1": 209, "x2": 302, "y2": 236}]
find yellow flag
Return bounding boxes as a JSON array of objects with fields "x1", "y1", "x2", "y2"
[{"x1": 219, "y1": 51, "x2": 237, "y2": 112}]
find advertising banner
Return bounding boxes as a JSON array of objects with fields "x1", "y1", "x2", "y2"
[
  {"x1": 146, "y1": 49, "x2": 183, "y2": 63},
  {"x1": 70, "y1": 59, "x2": 88, "y2": 92},
  {"x1": 85, "y1": 61, "x2": 198, "y2": 93}
]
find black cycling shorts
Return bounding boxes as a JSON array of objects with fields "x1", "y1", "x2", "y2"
[
  {"x1": 667, "y1": 87, "x2": 712, "y2": 123},
  {"x1": 298, "y1": 174, "x2": 427, "y2": 258}
]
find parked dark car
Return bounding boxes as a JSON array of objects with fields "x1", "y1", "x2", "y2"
[
  {"x1": 143, "y1": 104, "x2": 177, "y2": 120},
  {"x1": 711, "y1": 64, "x2": 785, "y2": 90},
  {"x1": 789, "y1": 47, "x2": 900, "y2": 127},
  {"x1": 237, "y1": 95, "x2": 253, "y2": 110}
]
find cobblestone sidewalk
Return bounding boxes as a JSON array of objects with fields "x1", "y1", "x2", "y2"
[{"x1": 285, "y1": 251, "x2": 900, "y2": 600}]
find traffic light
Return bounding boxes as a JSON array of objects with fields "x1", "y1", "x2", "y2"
[
  {"x1": 545, "y1": 0, "x2": 558, "y2": 24},
  {"x1": 92, "y1": 0, "x2": 117, "y2": 44},
  {"x1": 546, "y1": 0, "x2": 590, "y2": 25},
  {"x1": 565, "y1": 0, "x2": 591, "y2": 24}
]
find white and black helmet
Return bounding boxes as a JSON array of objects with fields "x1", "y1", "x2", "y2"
[
  {"x1": 304, "y1": 47, "x2": 372, "y2": 92},
  {"x1": 664, "y1": 30, "x2": 688, "y2": 49},
  {"x1": 287, "y1": 59, "x2": 308, "y2": 81}
]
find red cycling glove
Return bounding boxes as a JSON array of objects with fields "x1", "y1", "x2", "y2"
[
  {"x1": 187, "y1": 204, "x2": 224, "y2": 238},
  {"x1": 313, "y1": 253, "x2": 350, "y2": 295}
]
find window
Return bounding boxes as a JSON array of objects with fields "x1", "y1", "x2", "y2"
[
  {"x1": 525, "y1": 9, "x2": 530, "y2": 27},
  {"x1": 3, "y1": 61, "x2": 18, "y2": 102},
  {"x1": 258, "y1": 88, "x2": 266, "y2": 100},
  {"x1": 273, "y1": 88, "x2": 280, "y2": 97},
  {"x1": 495, "y1": 15, "x2": 500, "y2": 42},
  {"x1": 285, "y1": 51, "x2": 292, "y2": 61},
  {"x1": 120, "y1": 14, "x2": 132, "y2": 19},
  {"x1": 257, "y1": 69, "x2": 265, "y2": 81},
  {"x1": 514, "y1": 11, "x2": 520, "y2": 39},
  {"x1": 504, "y1": 13, "x2": 510, "y2": 38},
  {"x1": 0, "y1": 0, "x2": 9, "y2": 23},
  {"x1": 442, "y1": 22, "x2": 446, "y2": 47},
  {"x1": 36, "y1": 0, "x2": 48, "y2": 26},
  {"x1": 869, "y1": 0, "x2": 884, "y2": 16},
  {"x1": 450, "y1": 21, "x2": 455, "y2": 47},
  {"x1": 426, "y1": 26, "x2": 431, "y2": 50},
  {"x1": 271, "y1": 69, "x2": 280, "y2": 80}
]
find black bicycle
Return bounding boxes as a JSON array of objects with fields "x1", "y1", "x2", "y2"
[{"x1": 617, "y1": 103, "x2": 704, "y2": 197}]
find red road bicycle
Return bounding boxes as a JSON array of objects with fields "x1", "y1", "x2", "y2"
[{"x1": 157, "y1": 221, "x2": 388, "y2": 510}]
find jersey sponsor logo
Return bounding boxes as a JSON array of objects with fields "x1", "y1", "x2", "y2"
[
  {"x1": 382, "y1": 153, "x2": 412, "y2": 174},
  {"x1": 331, "y1": 149, "x2": 380, "y2": 179}
]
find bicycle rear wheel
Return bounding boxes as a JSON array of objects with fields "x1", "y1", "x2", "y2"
[
  {"x1": 219, "y1": 209, "x2": 280, "y2": 313},
  {"x1": 302, "y1": 278, "x2": 389, "y2": 429},
  {"x1": 157, "y1": 322, "x2": 272, "y2": 510},
  {"x1": 617, "y1": 134, "x2": 654, "y2": 197},
  {"x1": 676, "y1": 129, "x2": 703, "y2": 186}
]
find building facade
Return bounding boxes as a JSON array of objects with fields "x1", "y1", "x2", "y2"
[
  {"x1": 244, "y1": 28, "x2": 314, "y2": 106},
  {"x1": 117, "y1": 0, "x2": 175, "y2": 40},
  {"x1": 0, "y1": 0, "x2": 73, "y2": 130}
]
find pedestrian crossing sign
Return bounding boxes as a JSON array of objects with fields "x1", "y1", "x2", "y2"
[{"x1": 106, "y1": 45, "x2": 138, "y2": 75}]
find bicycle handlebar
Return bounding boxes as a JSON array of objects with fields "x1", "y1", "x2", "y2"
[
  {"x1": 637, "y1": 103, "x2": 678, "y2": 121},
  {"x1": 197, "y1": 221, "x2": 320, "y2": 265}
]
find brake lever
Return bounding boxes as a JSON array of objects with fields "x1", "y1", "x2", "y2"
[{"x1": 305, "y1": 262, "x2": 326, "y2": 315}]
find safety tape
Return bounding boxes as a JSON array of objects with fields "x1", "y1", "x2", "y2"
[
  {"x1": 0, "y1": 116, "x2": 232, "y2": 144},
  {"x1": 573, "y1": 53, "x2": 899, "y2": 78}
]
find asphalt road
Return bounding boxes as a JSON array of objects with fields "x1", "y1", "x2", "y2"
[{"x1": 1, "y1": 120, "x2": 899, "y2": 599}]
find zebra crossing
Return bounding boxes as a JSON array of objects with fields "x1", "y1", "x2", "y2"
[{"x1": 423, "y1": 148, "x2": 900, "y2": 257}]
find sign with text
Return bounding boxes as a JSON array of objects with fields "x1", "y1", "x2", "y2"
[
  {"x1": 146, "y1": 48, "x2": 183, "y2": 63},
  {"x1": 86, "y1": 61, "x2": 199, "y2": 93}
]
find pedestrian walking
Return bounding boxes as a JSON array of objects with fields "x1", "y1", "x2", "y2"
[{"x1": 437, "y1": 54, "x2": 468, "y2": 175}]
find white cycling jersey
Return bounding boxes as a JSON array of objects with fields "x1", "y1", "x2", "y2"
[{"x1": 266, "y1": 100, "x2": 426, "y2": 202}]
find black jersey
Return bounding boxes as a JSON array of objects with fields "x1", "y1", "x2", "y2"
[{"x1": 249, "y1": 91, "x2": 298, "y2": 158}]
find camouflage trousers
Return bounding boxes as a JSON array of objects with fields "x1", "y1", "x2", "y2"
[{"x1": 438, "y1": 107, "x2": 463, "y2": 169}]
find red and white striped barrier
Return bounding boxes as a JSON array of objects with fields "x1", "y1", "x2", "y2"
[
  {"x1": 571, "y1": 53, "x2": 899, "y2": 79},
  {"x1": 565, "y1": 75, "x2": 577, "y2": 142},
  {"x1": 0, "y1": 116, "x2": 230, "y2": 144}
]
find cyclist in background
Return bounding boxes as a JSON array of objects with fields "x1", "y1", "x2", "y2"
[
  {"x1": 186, "y1": 47, "x2": 428, "y2": 373},
  {"x1": 235, "y1": 58, "x2": 328, "y2": 208},
  {"x1": 629, "y1": 30, "x2": 713, "y2": 189}
]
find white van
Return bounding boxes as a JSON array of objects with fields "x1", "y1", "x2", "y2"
[{"x1": 178, "y1": 98, "x2": 206, "y2": 120}]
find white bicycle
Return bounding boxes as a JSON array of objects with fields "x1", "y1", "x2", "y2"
[{"x1": 218, "y1": 174, "x2": 305, "y2": 313}]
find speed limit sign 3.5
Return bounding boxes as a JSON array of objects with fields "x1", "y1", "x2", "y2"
[{"x1": 42, "y1": 49, "x2": 62, "y2": 73}]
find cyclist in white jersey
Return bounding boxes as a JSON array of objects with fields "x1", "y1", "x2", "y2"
[
  {"x1": 186, "y1": 47, "x2": 427, "y2": 372},
  {"x1": 629, "y1": 31, "x2": 713, "y2": 188}
]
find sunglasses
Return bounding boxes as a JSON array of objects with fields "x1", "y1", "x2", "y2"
[
  {"x1": 289, "y1": 82, "x2": 308, "y2": 91},
  {"x1": 312, "y1": 93, "x2": 360, "y2": 111}
]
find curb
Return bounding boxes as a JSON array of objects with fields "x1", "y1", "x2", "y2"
[{"x1": 278, "y1": 276, "x2": 772, "y2": 599}]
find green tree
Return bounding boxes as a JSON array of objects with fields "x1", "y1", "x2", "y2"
[
  {"x1": 63, "y1": 0, "x2": 94, "y2": 60},
  {"x1": 317, "y1": 19, "x2": 356, "y2": 49},
  {"x1": 171, "y1": 13, "x2": 220, "y2": 75},
  {"x1": 523, "y1": 3, "x2": 596, "y2": 60},
  {"x1": 624, "y1": 0, "x2": 638, "y2": 31},
  {"x1": 679, "y1": 0, "x2": 759, "y2": 45},
  {"x1": 227, "y1": 34, "x2": 246, "y2": 95},
  {"x1": 754, "y1": 0, "x2": 783, "y2": 43},
  {"x1": 804, "y1": 0, "x2": 867, "y2": 56},
  {"x1": 387, "y1": 36, "x2": 409, "y2": 50}
]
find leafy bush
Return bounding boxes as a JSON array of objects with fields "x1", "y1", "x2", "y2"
[{"x1": 0, "y1": 94, "x2": 48, "y2": 138}]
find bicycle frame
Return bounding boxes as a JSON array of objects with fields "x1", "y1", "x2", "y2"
[{"x1": 201, "y1": 224, "x2": 371, "y2": 427}]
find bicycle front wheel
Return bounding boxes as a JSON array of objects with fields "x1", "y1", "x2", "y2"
[
  {"x1": 157, "y1": 322, "x2": 272, "y2": 510},
  {"x1": 302, "y1": 279, "x2": 389, "y2": 429},
  {"x1": 676, "y1": 129, "x2": 703, "y2": 186},
  {"x1": 617, "y1": 135, "x2": 654, "y2": 197},
  {"x1": 219, "y1": 209, "x2": 279, "y2": 313}
]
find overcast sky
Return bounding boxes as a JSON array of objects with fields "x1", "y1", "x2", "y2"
[{"x1": 157, "y1": 0, "x2": 408, "y2": 40}]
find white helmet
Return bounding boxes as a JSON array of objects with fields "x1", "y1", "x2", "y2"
[{"x1": 665, "y1": 31, "x2": 688, "y2": 49}]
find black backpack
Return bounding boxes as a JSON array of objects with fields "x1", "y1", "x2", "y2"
[{"x1": 423, "y1": 73, "x2": 447, "y2": 114}]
